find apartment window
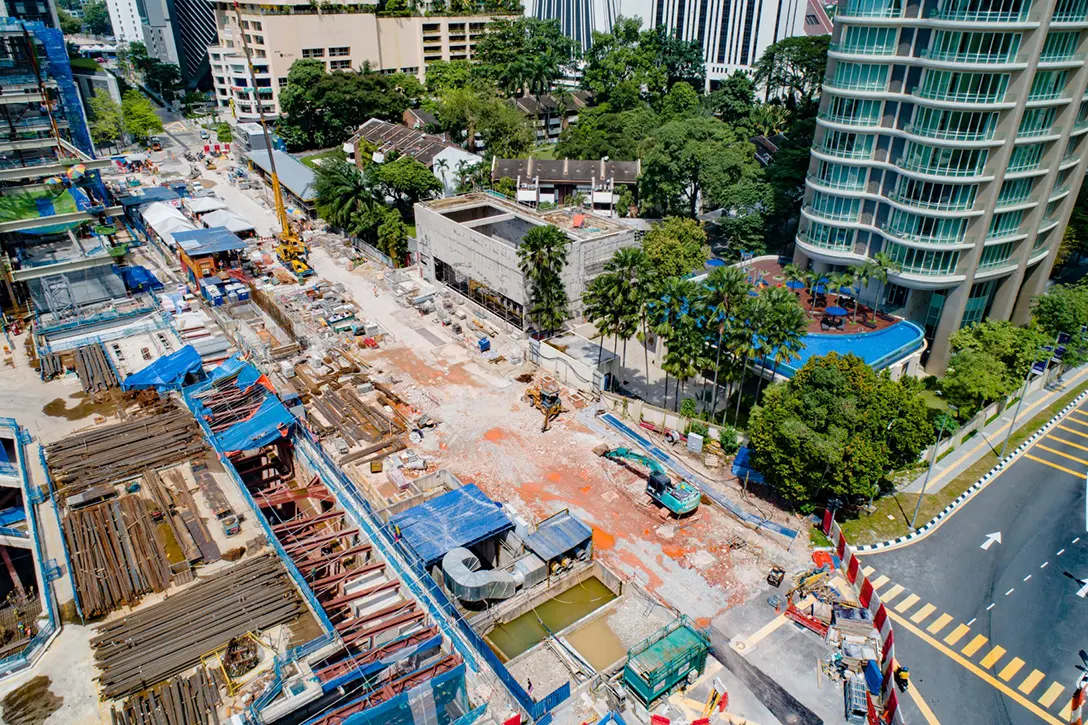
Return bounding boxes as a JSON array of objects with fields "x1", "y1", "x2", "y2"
[
  {"x1": 927, "y1": 30, "x2": 1020, "y2": 62},
  {"x1": 839, "y1": 26, "x2": 897, "y2": 54},
  {"x1": 995, "y1": 177, "x2": 1035, "y2": 205},
  {"x1": 1041, "y1": 31, "x2": 1079, "y2": 60},
  {"x1": 831, "y1": 62, "x2": 890, "y2": 91},
  {"x1": 808, "y1": 191, "x2": 861, "y2": 221},
  {"x1": 909, "y1": 107, "x2": 998, "y2": 141},
  {"x1": 987, "y1": 210, "x2": 1025, "y2": 238},
  {"x1": 1008, "y1": 142, "x2": 1046, "y2": 171},
  {"x1": 330, "y1": 60, "x2": 351, "y2": 70},
  {"x1": 1018, "y1": 107, "x2": 1057, "y2": 137},
  {"x1": 329, "y1": 46, "x2": 350, "y2": 57},
  {"x1": 893, "y1": 177, "x2": 978, "y2": 211},
  {"x1": 978, "y1": 242, "x2": 1015, "y2": 269},
  {"x1": 918, "y1": 70, "x2": 1009, "y2": 103},
  {"x1": 884, "y1": 242, "x2": 961, "y2": 275},
  {"x1": 803, "y1": 221, "x2": 856, "y2": 250},
  {"x1": 806, "y1": 13, "x2": 820, "y2": 23},
  {"x1": 818, "y1": 130, "x2": 876, "y2": 159},
  {"x1": 253, "y1": 35, "x2": 264, "y2": 45},
  {"x1": 244, "y1": 34, "x2": 252, "y2": 43},
  {"x1": 1053, "y1": 0, "x2": 1088, "y2": 23},
  {"x1": 251, "y1": 20, "x2": 261, "y2": 30},
  {"x1": 823, "y1": 96, "x2": 883, "y2": 125},
  {"x1": 242, "y1": 20, "x2": 249, "y2": 28},
  {"x1": 961, "y1": 281, "x2": 996, "y2": 328},
  {"x1": 1044, "y1": 199, "x2": 1062, "y2": 218},
  {"x1": 302, "y1": 48, "x2": 324, "y2": 58},
  {"x1": 886, "y1": 209, "x2": 966, "y2": 243},
  {"x1": 842, "y1": 0, "x2": 903, "y2": 17},
  {"x1": 1054, "y1": 166, "x2": 1074, "y2": 190},
  {"x1": 899, "y1": 142, "x2": 987, "y2": 176},
  {"x1": 278, "y1": 77, "x2": 289, "y2": 87},
  {"x1": 1028, "y1": 70, "x2": 1069, "y2": 100},
  {"x1": 401, "y1": 66, "x2": 419, "y2": 75},
  {"x1": 1064, "y1": 134, "x2": 1084, "y2": 159},
  {"x1": 1034, "y1": 228, "x2": 1055, "y2": 250},
  {"x1": 812, "y1": 160, "x2": 868, "y2": 190}
]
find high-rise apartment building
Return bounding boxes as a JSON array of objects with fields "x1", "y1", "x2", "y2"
[
  {"x1": 105, "y1": 0, "x2": 145, "y2": 43},
  {"x1": 0, "y1": 0, "x2": 59, "y2": 28},
  {"x1": 206, "y1": 3, "x2": 518, "y2": 121},
  {"x1": 135, "y1": 0, "x2": 217, "y2": 88},
  {"x1": 524, "y1": 0, "x2": 821, "y2": 85},
  {"x1": 796, "y1": 0, "x2": 1088, "y2": 370}
]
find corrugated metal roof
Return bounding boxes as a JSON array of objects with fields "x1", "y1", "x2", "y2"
[
  {"x1": 351, "y1": 118, "x2": 458, "y2": 167},
  {"x1": 524, "y1": 511, "x2": 592, "y2": 562},
  {"x1": 492, "y1": 158, "x2": 641, "y2": 185},
  {"x1": 244, "y1": 150, "x2": 316, "y2": 201}
]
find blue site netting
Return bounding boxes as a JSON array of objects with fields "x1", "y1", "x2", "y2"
[
  {"x1": 122, "y1": 344, "x2": 204, "y2": 392},
  {"x1": 731, "y1": 446, "x2": 765, "y2": 485},
  {"x1": 32, "y1": 21, "x2": 94, "y2": 157},
  {"x1": 316, "y1": 663, "x2": 469, "y2": 725},
  {"x1": 390, "y1": 484, "x2": 514, "y2": 569},
  {"x1": 115, "y1": 265, "x2": 164, "y2": 292}
]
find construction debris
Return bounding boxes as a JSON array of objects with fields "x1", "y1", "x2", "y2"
[
  {"x1": 62, "y1": 495, "x2": 172, "y2": 617},
  {"x1": 110, "y1": 668, "x2": 223, "y2": 725},
  {"x1": 45, "y1": 407, "x2": 205, "y2": 500},
  {"x1": 92, "y1": 554, "x2": 303, "y2": 699}
]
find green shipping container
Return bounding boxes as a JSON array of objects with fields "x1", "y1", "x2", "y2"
[{"x1": 623, "y1": 615, "x2": 711, "y2": 705}]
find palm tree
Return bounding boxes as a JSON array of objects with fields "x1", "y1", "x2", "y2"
[
  {"x1": 312, "y1": 159, "x2": 378, "y2": 232},
  {"x1": 582, "y1": 274, "x2": 616, "y2": 373},
  {"x1": 732, "y1": 295, "x2": 770, "y2": 425},
  {"x1": 517, "y1": 225, "x2": 570, "y2": 335},
  {"x1": 663, "y1": 314, "x2": 710, "y2": 412},
  {"x1": 606, "y1": 247, "x2": 653, "y2": 389},
  {"x1": 703, "y1": 266, "x2": 750, "y2": 417},
  {"x1": 434, "y1": 158, "x2": 450, "y2": 195},
  {"x1": 755, "y1": 287, "x2": 807, "y2": 398},
  {"x1": 649, "y1": 276, "x2": 697, "y2": 410},
  {"x1": 847, "y1": 264, "x2": 869, "y2": 324},
  {"x1": 867, "y1": 252, "x2": 901, "y2": 321}
]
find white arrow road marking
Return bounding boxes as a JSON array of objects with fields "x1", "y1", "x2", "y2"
[
  {"x1": 1078, "y1": 579, "x2": 1088, "y2": 598},
  {"x1": 981, "y1": 532, "x2": 1003, "y2": 550}
]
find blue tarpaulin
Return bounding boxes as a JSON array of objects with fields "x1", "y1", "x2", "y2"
[
  {"x1": 864, "y1": 659, "x2": 882, "y2": 695},
  {"x1": 115, "y1": 264, "x2": 164, "y2": 292},
  {"x1": 731, "y1": 446, "x2": 765, "y2": 485},
  {"x1": 185, "y1": 356, "x2": 295, "y2": 453},
  {"x1": 122, "y1": 345, "x2": 204, "y2": 391},
  {"x1": 0, "y1": 506, "x2": 26, "y2": 527},
  {"x1": 391, "y1": 484, "x2": 513, "y2": 568},
  {"x1": 524, "y1": 511, "x2": 592, "y2": 562},
  {"x1": 174, "y1": 226, "x2": 246, "y2": 256}
]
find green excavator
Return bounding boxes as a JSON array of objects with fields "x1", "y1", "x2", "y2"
[{"x1": 594, "y1": 445, "x2": 701, "y2": 516}]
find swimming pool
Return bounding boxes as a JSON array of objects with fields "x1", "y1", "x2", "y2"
[{"x1": 767, "y1": 320, "x2": 926, "y2": 378}]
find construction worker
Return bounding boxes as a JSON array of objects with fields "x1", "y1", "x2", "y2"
[{"x1": 894, "y1": 666, "x2": 910, "y2": 692}]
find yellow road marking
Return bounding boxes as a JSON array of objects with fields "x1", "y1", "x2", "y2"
[
  {"x1": 1035, "y1": 443, "x2": 1088, "y2": 467},
  {"x1": 863, "y1": 565, "x2": 875, "y2": 577},
  {"x1": 1057, "y1": 423, "x2": 1088, "y2": 440},
  {"x1": 981, "y1": 646, "x2": 1007, "y2": 669},
  {"x1": 927, "y1": 613, "x2": 953, "y2": 634},
  {"x1": 906, "y1": 676, "x2": 943, "y2": 725},
  {"x1": 870, "y1": 574, "x2": 889, "y2": 590},
  {"x1": 1019, "y1": 670, "x2": 1046, "y2": 694},
  {"x1": 1024, "y1": 453, "x2": 1082, "y2": 477},
  {"x1": 1068, "y1": 410, "x2": 1088, "y2": 422},
  {"x1": 744, "y1": 611, "x2": 792, "y2": 648},
  {"x1": 999, "y1": 658, "x2": 1025, "y2": 681},
  {"x1": 887, "y1": 611, "x2": 1063, "y2": 725},
  {"x1": 882, "y1": 583, "x2": 905, "y2": 602},
  {"x1": 1046, "y1": 433, "x2": 1088, "y2": 454},
  {"x1": 911, "y1": 603, "x2": 937, "y2": 623},
  {"x1": 962, "y1": 635, "x2": 989, "y2": 656},
  {"x1": 894, "y1": 593, "x2": 920, "y2": 612},
  {"x1": 944, "y1": 624, "x2": 970, "y2": 645},
  {"x1": 1062, "y1": 414, "x2": 1088, "y2": 429},
  {"x1": 1038, "y1": 682, "x2": 1066, "y2": 708}
]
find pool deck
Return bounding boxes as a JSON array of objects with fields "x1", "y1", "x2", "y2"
[{"x1": 745, "y1": 258, "x2": 899, "y2": 336}]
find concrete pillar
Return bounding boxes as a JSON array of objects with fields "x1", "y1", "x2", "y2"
[
  {"x1": 927, "y1": 281, "x2": 971, "y2": 371},
  {"x1": 1, "y1": 545, "x2": 25, "y2": 599},
  {"x1": 986, "y1": 271, "x2": 1020, "y2": 322},
  {"x1": 1012, "y1": 259, "x2": 1049, "y2": 325},
  {"x1": 793, "y1": 247, "x2": 811, "y2": 270}
]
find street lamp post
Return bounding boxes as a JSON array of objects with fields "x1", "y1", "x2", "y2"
[
  {"x1": 910, "y1": 405, "x2": 956, "y2": 529},
  {"x1": 999, "y1": 333, "x2": 1063, "y2": 458}
]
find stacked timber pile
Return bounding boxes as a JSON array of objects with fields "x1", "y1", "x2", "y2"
[
  {"x1": 45, "y1": 407, "x2": 204, "y2": 500},
  {"x1": 74, "y1": 343, "x2": 119, "y2": 392},
  {"x1": 62, "y1": 496, "x2": 172, "y2": 617},
  {"x1": 110, "y1": 669, "x2": 223, "y2": 725},
  {"x1": 92, "y1": 554, "x2": 303, "y2": 699}
]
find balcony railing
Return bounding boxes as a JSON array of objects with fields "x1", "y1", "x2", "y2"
[
  {"x1": 881, "y1": 223, "x2": 966, "y2": 244},
  {"x1": 1039, "y1": 50, "x2": 1086, "y2": 63},
  {"x1": 886, "y1": 190, "x2": 976, "y2": 211},
  {"x1": 803, "y1": 204, "x2": 861, "y2": 223},
  {"x1": 896, "y1": 157, "x2": 986, "y2": 177},
  {"x1": 916, "y1": 87, "x2": 1009, "y2": 104},
  {"x1": 797, "y1": 232, "x2": 857, "y2": 252},
  {"x1": 807, "y1": 174, "x2": 868, "y2": 192},
  {"x1": 928, "y1": 5, "x2": 1032, "y2": 22},
  {"x1": 1017, "y1": 124, "x2": 1060, "y2": 138},
  {"x1": 903, "y1": 123, "x2": 996, "y2": 142},
  {"x1": 1026, "y1": 89, "x2": 1069, "y2": 102},
  {"x1": 823, "y1": 76, "x2": 890, "y2": 93},
  {"x1": 818, "y1": 111, "x2": 882, "y2": 127},
  {"x1": 978, "y1": 255, "x2": 1015, "y2": 270},
  {"x1": 814, "y1": 143, "x2": 875, "y2": 160},
  {"x1": 840, "y1": 0, "x2": 903, "y2": 17},
  {"x1": 829, "y1": 41, "x2": 898, "y2": 55},
  {"x1": 919, "y1": 48, "x2": 1018, "y2": 63}
]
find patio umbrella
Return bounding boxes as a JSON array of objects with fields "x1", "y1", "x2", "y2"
[
  {"x1": 825, "y1": 305, "x2": 849, "y2": 317},
  {"x1": 786, "y1": 280, "x2": 805, "y2": 290},
  {"x1": 813, "y1": 284, "x2": 828, "y2": 295}
]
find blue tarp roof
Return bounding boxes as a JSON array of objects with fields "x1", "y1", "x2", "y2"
[
  {"x1": 174, "y1": 226, "x2": 247, "y2": 256},
  {"x1": 524, "y1": 511, "x2": 592, "y2": 561},
  {"x1": 0, "y1": 506, "x2": 26, "y2": 527},
  {"x1": 391, "y1": 484, "x2": 513, "y2": 568},
  {"x1": 115, "y1": 264, "x2": 164, "y2": 291},
  {"x1": 184, "y1": 356, "x2": 295, "y2": 453},
  {"x1": 122, "y1": 345, "x2": 204, "y2": 392}
]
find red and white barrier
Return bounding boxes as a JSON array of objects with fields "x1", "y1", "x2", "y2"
[
  {"x1": 1070, "y1": 675, "x2": 1088, "y2": 725},
  {"x1": 824, "y1": 515, "x2": 907, "y2": 725}
]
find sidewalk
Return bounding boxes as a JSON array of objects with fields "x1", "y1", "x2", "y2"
[{"x1": 900, "y1": 363, "x2": 1088, "y2": 494}]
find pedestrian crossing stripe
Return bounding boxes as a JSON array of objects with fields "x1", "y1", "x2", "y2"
[
  {"x1": 943, "y1": 623, "x2": 970, "y2": 644},
  {"x1": 882, "y1": 583, "x2": 904, "y2": 602},
  {"x1": 862, "y1": 565, "x2": 875, "y2": 577},
  {"x1": 962, "y1": 634, "x2": 989, "y2": 656},
  {"x1": 980, "y1": 646, "x2": 1007, "y2": 669},
  {"x1": 910, "y1": 603, "x2": 937, "y2": 623},
  {"x1": 870, "y1": 574, "x2": 889, "y2": 590},
  {"x1": 1018, "y1": 670, "x2": 1045, "y2": 694},
  {"x1": 1035, "y1": 443, "x2": 1088, "y2": 467},
  {"x1": 894, "y1": 593, "x2": 920, "y2": 612},
  {"x1": 998, "y1": 657, "x2": 1025, "y2": 681},
  {"x1": 1038, "y1": 682, "x2": 1066, "y2": 707},
  {"x1": 926, "y1": 613, "x2": 953, "y2": 634},
  {"x1": 1046, "y1": 433, "x2": 1088, "y2": 454},
  {"x1": 1024, "y1": 453, "x2": 1082, "y2": 477}
]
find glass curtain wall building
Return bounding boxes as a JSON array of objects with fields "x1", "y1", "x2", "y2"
[{"x1": 796, "y1": 0, "x2": 1088, "y2": 370}]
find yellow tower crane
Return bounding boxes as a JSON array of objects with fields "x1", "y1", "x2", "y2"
[{"x1": 230, "y1": 0, "x2": 312, "y2": 280}]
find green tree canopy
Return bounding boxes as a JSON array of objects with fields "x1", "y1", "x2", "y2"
[
  {"x1": 425, "y1": 59, "x2": 474, "y2": 95},
  {"x1": 747, "y1": 352, "x2": 933, "y2": 507},
  {"x1": 941, "y1": 350, "x2": 1018, "y2": 417},
  {"x1": 121, "y1": 90, "x2": 163, "y2": 140},
  {"x1": 1032, "y1": 281, "x2": 1088, "y2": 367},
  {"x1": 753, "y1": 36, "x2": 829, "y2": 107},
  {"x1": 145, "y1": 61, "x2": 182, "y2": 102},
  {"x1": 949, "y1": 320, "x2": 1049, "y2": 381},
  {"x1": 432, "y1": 85, "x2": 534, "y2": 157},
  {"x1": 704, "y1": 72, "x2": 757, "y2": 128},
  {"x1": 638, "y1": 115, "x2": 762, "y2": 217},
  {"x1": 376, "y1": 156, "x2": 442, "y2": 219},
  {"x1": 641, "y1": 217, "x2": 709, "y2": 277},
  {"x1": 659, "y1": 81, "x2": 701, "y2": 121},
  {"x1": 81, "y1": 0, "x2": 113, "y2": 35},
  {"x1": 278, "y1": 60, "x2": 424, "y2": 150},
  {"x1": 518, "y1": 225, "x2": 570, "y2": 333},
  {"x1": 88, "y1": 89, "x2": 123, "y2": 147},
  {"x1": 554, "y1": 104, "x2": 657, "y2": 160},
  {"x1": 474, "y1": 17, "x2": 577, "y2": 96},
  {"x1": 378, "y1": 212, "x2": 410, "y2": 264},
  {"x1": 58, "y1": 9, "x2": 82, "y2": 34}
]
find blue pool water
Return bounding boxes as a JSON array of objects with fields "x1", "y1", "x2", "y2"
[{"x1": 770, "y1": 320, "x2": 926, "y2": 378}]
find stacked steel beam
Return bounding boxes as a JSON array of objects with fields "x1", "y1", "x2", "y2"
[
  {"x1": 190, "y1": 374, "x2": 267, "y2": 432},
  {"x1": 110, "y1": 668, "x2": 223, "y2": 725},
  {"x1": 45, "y1": 407, "x2": 205, "y2": 499},
  {"x1": 62, "y1": 495, "x2": 172, "y2": 617},
  {"x1": 74, "y1": 343, "x2": 119, "y2": 392},
  {"x1": 92, "y1": 554, "x2": 303, "y2": 699}
]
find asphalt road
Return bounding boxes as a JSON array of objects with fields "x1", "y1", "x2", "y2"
[{"x1": 860, "y1": 400, "x2": 1088, "y2": 725}]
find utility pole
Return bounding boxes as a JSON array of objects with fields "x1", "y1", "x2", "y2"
[{"x1": 911, "y1": 405, "x2": 956, "y2": 529}]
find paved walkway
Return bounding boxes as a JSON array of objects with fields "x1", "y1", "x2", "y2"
[{"x1": 901, "y1": 363, "x2": 1088, "y2": 494}]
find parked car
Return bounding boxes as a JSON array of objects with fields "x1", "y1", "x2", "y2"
[{"x1": 199, "y1": 129, "x2": 209, "y2": 140}]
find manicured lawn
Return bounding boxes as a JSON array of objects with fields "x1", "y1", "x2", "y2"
[
  {"x1": 301, "y1": 148, "x2": 347, "y2": 169},
  {"x1": 530, "y1": 144, "x2": 558, "y2": 160},
  {"x1": 840, "y1": 379, "x2": 1088, "y2": 544}
]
